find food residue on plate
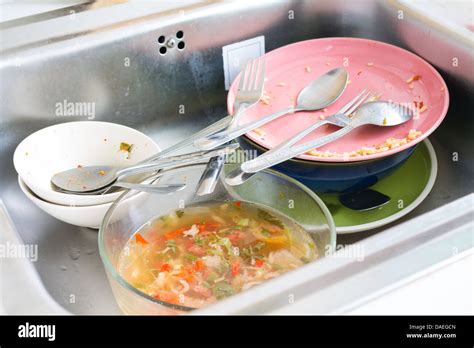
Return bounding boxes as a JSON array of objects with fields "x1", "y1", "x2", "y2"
[
  {"x1": 305, "y1": 66, "x2": 311, "y2": 73},
  {"x1": 252, "y1": 128, "x2": 266, "y2": 137},
  {"x1": 406, "y1": 75, "x2": 421, "y2": 84},
  {"x1": 119, "y1": 142, "x2": 133, "y2": 159},
  {"x1": 413, "y1": 99, "x2": 428, "y2": 113},
  {"x1": 366, "y1": 62, "x2": 374, "y2": 67},
  {"x1": 305, "y1": 129, "x2": 422, "y2": 158},
  {"x1": 97, "y1": 170, "x2": 106, "y2": 176},
  {"x1": 260, "y1": 90, "x2": 271, "y2": 105},
  {"x1": 120, "y1": 142, "x2": 132, "y2": 152}
]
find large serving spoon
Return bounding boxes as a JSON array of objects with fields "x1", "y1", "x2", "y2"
[
  {"x1": 225, "y1": 101, "x2": 414, "y2": 185},
  {"x1": 51, "y1": 143, "x2": 238, "y2": 193},
  {"x1": 194, "y1": 68, "x2": 349, "y2": 150}
]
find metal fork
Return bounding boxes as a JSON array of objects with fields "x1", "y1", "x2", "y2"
[
  {"x1": 225, "y1": 89, "x2": 374, "y2": 186},
  {"x1": 195, "y1": 58, "x2": 265, "y2": 195}
]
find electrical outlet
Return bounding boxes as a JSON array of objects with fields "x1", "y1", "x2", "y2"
[{"x1": 222, "y1": 36, "x2": 265, "y2": 90}]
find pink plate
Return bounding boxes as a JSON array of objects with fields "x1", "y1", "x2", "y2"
[{"x1": 227, "y1": 38, "x2": 449, "y2": 162}]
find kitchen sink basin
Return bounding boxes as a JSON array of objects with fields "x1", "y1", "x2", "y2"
[{"x1": 0, "y1": 0, "x2": 472, "y2": 314}]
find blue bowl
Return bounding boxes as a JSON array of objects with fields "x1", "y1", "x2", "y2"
[{"x1": 239, "y1": 136, "x2": 417, "y2": 194}]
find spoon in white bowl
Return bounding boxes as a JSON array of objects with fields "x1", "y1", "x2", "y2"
[
  {"x1": 51, "y1": 143, "x2": 239, "y2": 193},
  {"x1": 49, "y1": 115, "x2": 233, "y2": 194},
  {"x1": 52, "y1": 177, "x2": 186, "y2": 195},
  {"x1": 225, "y1": 101, "x2": 415, "y2": 185}
]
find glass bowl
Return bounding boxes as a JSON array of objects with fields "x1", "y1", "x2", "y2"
[{"x1": 99, "y1": 162, "x2": 336, "y2": 315}]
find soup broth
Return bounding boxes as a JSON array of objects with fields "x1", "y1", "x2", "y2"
[{"x1": 117, "y1": 201, "x2": 317, "y2": 309}]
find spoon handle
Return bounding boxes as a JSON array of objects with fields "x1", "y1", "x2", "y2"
[
  {"x1": 116, "y1": 143, "x2": 238, "y2": 178},
  {"x1": 113, "y1": 182, "x2": 186, "y2": 194},
  {"x1": 194, "y1": 107, "x2": 294, "y2": 150},
  {"x1": 241, "y1": 124, "x2": 356, "y2": 173},
  {"x1": 195, "y1": 104, "x2": 249, "y2": 196},
  {"x1": 260, "y1": 119, "x2": 329, "y2": 158},
  {"x1": 137, "y1": 115, "x2": 233, "y2": 164}
]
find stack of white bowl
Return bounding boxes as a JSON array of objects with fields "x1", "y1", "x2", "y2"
[{"x1": 13, "y1": 121, "x2": 160, "y2": 229}]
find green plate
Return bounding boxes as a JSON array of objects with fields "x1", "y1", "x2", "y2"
[{"x1": 318, "y1": 139, "x2": 437, "y2": 234}]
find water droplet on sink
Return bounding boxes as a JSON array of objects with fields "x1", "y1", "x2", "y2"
[{"x1": 68, "y1": 247, "x2": 81, "y2": 260}]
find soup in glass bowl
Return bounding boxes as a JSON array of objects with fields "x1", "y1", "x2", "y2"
[{"x1": 99, "y1": 161, "x2": 335, "y2": 314}]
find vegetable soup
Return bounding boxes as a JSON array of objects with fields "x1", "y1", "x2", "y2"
[{"x1": 117, "y1": 201, "x2": 317, "y2": 309}]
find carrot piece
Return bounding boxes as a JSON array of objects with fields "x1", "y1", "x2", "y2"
[
  {"x1": 177, "y1": 268, "x2": 195, "y2": 283},
  {"x1": 231, "y1": 260, "x2": 240, "y2": 276},
  {"x1": 135, "y1": 233, "x2": 148, "y2": 245},
  {"x1": 255, "y1": 259, "x2": 264, "y2": 267},
  {"x1": 164, "y1": 228, "x2": 186, "y2": 240},
  {"x1": 198, "y1": 222, "x2": 221, "y2": 233},
  {"x1": 193, "y1": 259, "x2": 205, "y2": 272},
  {"x1": 154, "y1": 291, "x2": 179, "y2": 304},
  {"x1": 160, "y1": 263, "x2": 171, "y2": 272},
  {"x1": 234, "y1": 201, "x2": 241, "y2": 208}
]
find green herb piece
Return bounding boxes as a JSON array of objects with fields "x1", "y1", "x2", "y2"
[
  {"x1": 166, "y1": 240, "x2": 177, "y2": 253},
  {"x1": 238, "y1": 218, "x2": 249, "y2": 227},
  {"x1": 176, "y1": 210, "x2": 184, "y2": 218},
  {"x1": 218, "y1": 228, "x2": 232, "y2": 236},
  {"x1": 207, "y1": 272, "x2": 219, "y2": 282},
  {"x1": 261, "y1": 229, "x2": 271, "y2": 237},
  {"x1": 217, "y1": 237, "x2": 233, "y2": 255},
  {"x1": 212, "y1": 281, "x2": 236, "y2": 299},
  {"x1": 253, "y1": 241, "x2": 266, "y2": 252},
  {"x1": 241, "y1": 247, "x2": 251, "y2": 259},
  {"x1": 217, "y1": 260, "x2": 230, "y2": 274},
  {"x1": 184, "y1": 253, "x2": 198, "y2": 262},
  {"x1": 194, "y1": 236, "x2": 205, "y2": 246},
  {"x1": 257, "y1": 209, "x2": 284, "y2": 229}
]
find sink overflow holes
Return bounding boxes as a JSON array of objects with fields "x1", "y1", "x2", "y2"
[{"x1": 157, "y1": 30, "x2": 185, "y2": 55}]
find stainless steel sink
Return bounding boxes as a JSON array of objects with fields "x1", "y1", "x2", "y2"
[{"x1": 1, "y1": 0, "x2": 473, "y2": 314}]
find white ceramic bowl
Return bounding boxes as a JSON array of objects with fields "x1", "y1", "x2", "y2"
[
  {"x1": 13, "y1": 121, "x2": 160, "y2": 206},
  {"x1": 18, "y1": 176, "x2": 146, "y2": 229}
]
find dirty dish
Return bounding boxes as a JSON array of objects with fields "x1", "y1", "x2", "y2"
[
  {"x1": 13, "y1": 121, "x2": 160, "y2": 206},
  {"x1": 319, "y1": 139, "x2": 437, "y2": 233},
  {"x1": 228, "y1": 37, "x2": 449, "y2": 162}
]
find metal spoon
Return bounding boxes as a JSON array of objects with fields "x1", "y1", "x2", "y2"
[
  {"x1": 225, "y1": 89, "x2": 373, "y2": 186},
  {"x1": 52, "y1": 181, "x2": 186, "y2": 195},
  {"x1": 51, "y1": 143, "x2": 238, "y2": 193},
  {"x1": 49, "y1": 115, "x2": 233, "y2": 194},
  {"x1": 194, "y1": 68, "x2": 349, "y2": 150},
  {"x1": 226, "y1": 101, "x2": 414, "y2": 185}
]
